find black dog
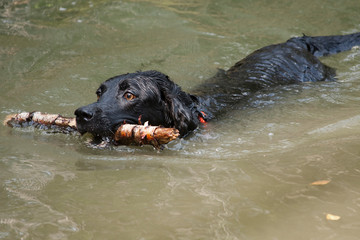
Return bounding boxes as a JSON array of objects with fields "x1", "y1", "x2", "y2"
[{"x1": 75, "y1": 32, "x2": 360, "y2": 138}]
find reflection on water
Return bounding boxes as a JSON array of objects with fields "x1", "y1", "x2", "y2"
[{"x1": 1, "y1": 0, "x2": 360, "y2": 239}]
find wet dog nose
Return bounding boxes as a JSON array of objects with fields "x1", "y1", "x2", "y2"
[{"x1": 74, "y1": 107, "x2": 94, "y2": 122}]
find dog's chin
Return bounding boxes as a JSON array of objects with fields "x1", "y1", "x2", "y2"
[
  {"x1": 76, "y1": 124, "x2": 113, "y2": 138},
  {"x1": 76, "y1": 118, "x2": 138, "y2": 139},
  {"x1": 75, "y1": 124, "x2": 88, "y2": 135},
  {"x1": 87, "y1": 120, "x2": 137, "y2": 137},
  {"x1": 76, "y1": 127, "x2": 87, "y2": 135}
]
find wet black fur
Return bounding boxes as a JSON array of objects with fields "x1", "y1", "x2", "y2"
[{"x1": 75, "y1": 32, "x2": 360, "y2": 137}]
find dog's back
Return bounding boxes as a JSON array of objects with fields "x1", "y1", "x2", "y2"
[{"x1": 194, "y1": 32, "x2": 360, "y2": 117}]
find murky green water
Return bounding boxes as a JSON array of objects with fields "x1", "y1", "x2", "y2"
[{"x1": 1, "y1": 0, "x2": 360, "y2": 239}]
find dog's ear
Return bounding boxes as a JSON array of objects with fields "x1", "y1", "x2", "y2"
[
  {"x1": 151, "y1": 74, "x2": 196, "y2": 135},
  {"x1": 142, "y1": 70, "x2": 199, "y2": 136},
  {"x1": 162, "y1": 90, "x2": 198, "y2": 136}
]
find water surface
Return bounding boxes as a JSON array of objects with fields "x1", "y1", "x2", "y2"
[{"x1": 1, "y1": 0, "x2": 360, "y2": 239}]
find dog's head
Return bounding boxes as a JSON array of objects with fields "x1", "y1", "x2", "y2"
[{"x1": 74, "y1": 70, "x2": 200, "y2": 138}]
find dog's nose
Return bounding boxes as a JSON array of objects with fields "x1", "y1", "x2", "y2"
[{"x1": 74, "y1": 107, "x2": 94, "y2": 122}]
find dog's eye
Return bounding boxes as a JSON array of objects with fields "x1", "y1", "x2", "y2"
[{"x1": 124, "y1": 92, "x2": 136, "y2": 101}]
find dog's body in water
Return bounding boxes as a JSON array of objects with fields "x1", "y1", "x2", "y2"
[{"x1": 75, "y1": 32, "x2": 360, "y2": 139}]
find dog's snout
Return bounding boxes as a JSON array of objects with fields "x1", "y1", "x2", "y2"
[
  {"x1": 75, "y1": 107, "x2": 94, "y2": 122},
  {"x1": 74, "y1": 103, "x2": 110, "y2": 136}
]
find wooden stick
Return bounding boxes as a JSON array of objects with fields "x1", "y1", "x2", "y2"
[
  {"x1": 4, "y1": 112, "x2": 179, "y2": 147},
  {"x1": 114, "y1": 122, "x2": 180, "y2": 147},
  {"x1": 4, "y1": 112, "x2": 77, "y2": 130}
]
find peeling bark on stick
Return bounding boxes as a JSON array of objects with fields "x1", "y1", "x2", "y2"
[
  {"x1": 114, "y1": 123, "x2": 180, "y2": 148},
  {"x1": 4, "y1": 112, "x2": 180, "y2": 147},
  {"x1": 4, "y1": 112, "x2": 77, "y2": 130}
]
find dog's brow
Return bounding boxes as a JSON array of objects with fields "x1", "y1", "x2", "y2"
[
  {"x1": 119, "y1": 80, "x2": 130, "y2": 90},
  {"x1": 96, "y1": 84, "x2": 106, "y2": 94}
]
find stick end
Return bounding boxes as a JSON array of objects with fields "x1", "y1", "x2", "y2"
[{"x1": 3, "y1": 114, "x2": 17, "y2": 126}]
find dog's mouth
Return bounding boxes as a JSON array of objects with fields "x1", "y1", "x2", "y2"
[
  {"x1": 76, "y1": 118, "x2": 139, "y2": 136},
  {"x1": 111, "y1": 118, "x2": 138, "y2": 132}
]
